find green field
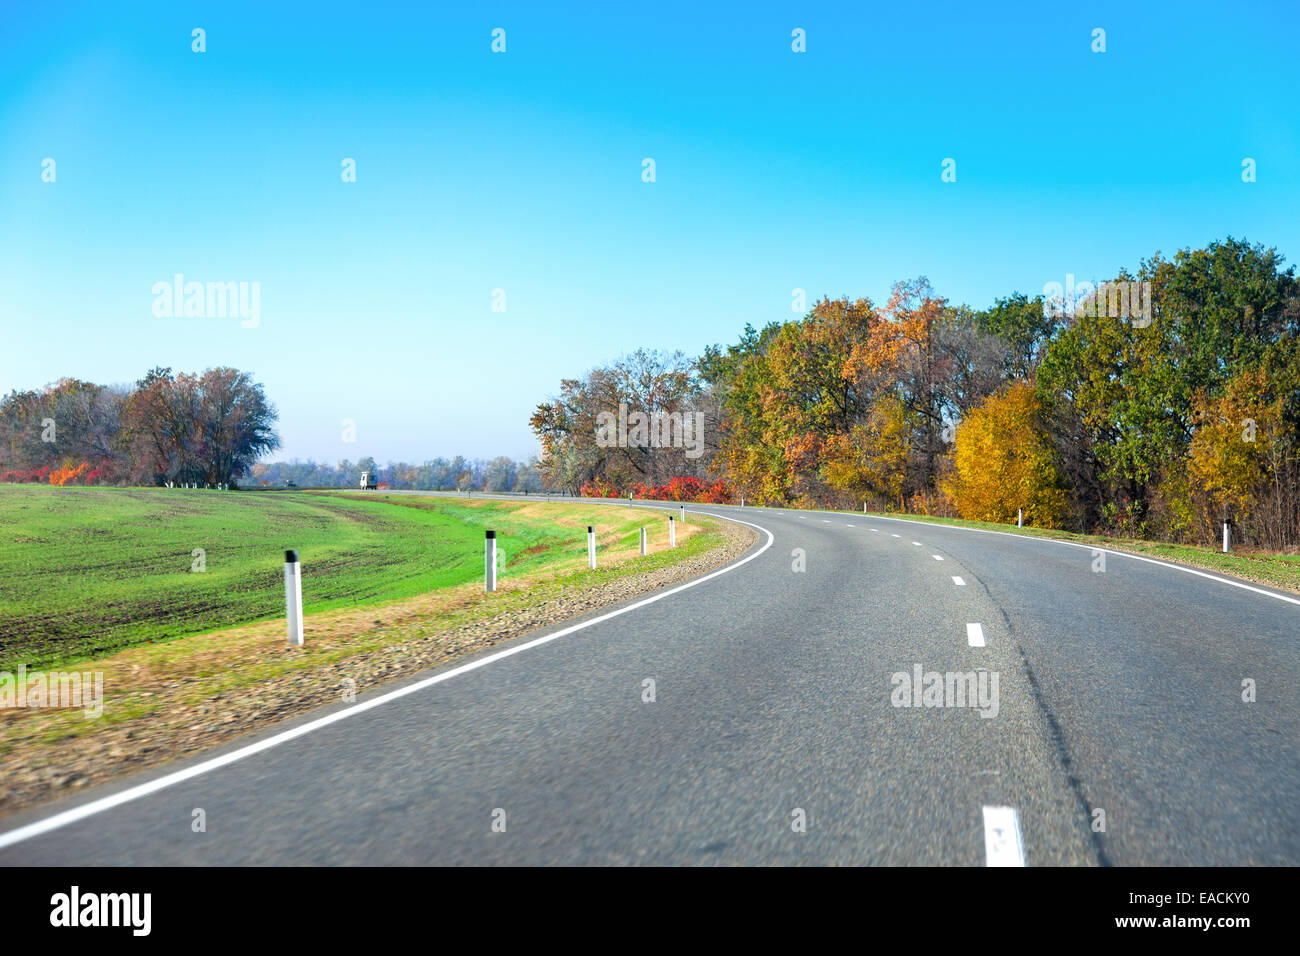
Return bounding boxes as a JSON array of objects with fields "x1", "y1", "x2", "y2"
[{"x1": 0, "y1": 487, "x2": 687, "y2": 670}]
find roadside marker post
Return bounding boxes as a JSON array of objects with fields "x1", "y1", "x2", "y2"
[
  {"x1": 669, "y1": 516, "x2": 676, "y2": 547},
  {"x1": 639, "y1": 527, "x2": 647, "y2": 556},
  {"x1": 1223, "y1": 521, "x2": 1231, "y2": 553},
  {"x1": 284, "y1": 550, "x2": 304, "y2": 646},
  {"x1": 587, "y1": 526, "x2": 597, "y2": 570},
  {"x1": 1018, "y1": 508, "x2": 1023, "y2": 528},
  {"x1": 679, "y1": 505, "x2": 685, "y2": 523},
  {"x1": 485, "y1": 530, "x2": 497, "y2": 592}
]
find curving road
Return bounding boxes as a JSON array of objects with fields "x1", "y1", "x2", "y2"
[{"x1": 1, "y1": 498, "x2": 1296, "y2": 865}]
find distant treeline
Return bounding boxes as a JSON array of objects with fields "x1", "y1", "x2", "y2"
[
  {"x1": 0, "y1": 367, "x2": 279, "y2": 486},
  {"x1": 250, "y1": 456, "x2": 545, "y2": 492}
]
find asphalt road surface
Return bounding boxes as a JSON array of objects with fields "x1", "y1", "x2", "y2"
[{"x1": 2, "y1": 497, "x2": 1296, "y2": 865}]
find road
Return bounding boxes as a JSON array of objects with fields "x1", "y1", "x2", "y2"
[{"x1": 1, "y1": 498, "x2": 1296, "y2": 865}]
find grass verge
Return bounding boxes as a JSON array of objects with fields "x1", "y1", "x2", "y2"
[
  {"x1": 0, "y1": 497, "x2": 752, "y2": 817},
  {"x1": 0, "y1": 486, "x2": 705, "y2": 670}
]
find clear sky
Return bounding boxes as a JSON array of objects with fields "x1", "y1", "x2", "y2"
[{"x1": 2, "y1": 1, "x2": 1296, "y2": 462}]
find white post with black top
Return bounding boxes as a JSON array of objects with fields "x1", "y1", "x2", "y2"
[
  {"x1": 284, "y1": 550, "x2": 304, "y2": 646},
  {"x1": 485, "y1": 530, "x2": 497, "y2": 592}
]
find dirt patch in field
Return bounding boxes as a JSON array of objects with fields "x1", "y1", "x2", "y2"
[{"x1": 0, "y1": 516, "x2": 756, "y2": 820}]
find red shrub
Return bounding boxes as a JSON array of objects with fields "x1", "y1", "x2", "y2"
[{"x1": 581, "y1": 475, "x2": 734, "y2": 504}]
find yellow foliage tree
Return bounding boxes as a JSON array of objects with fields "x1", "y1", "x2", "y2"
[
  {"x1": 1186, "y1": 365, "x2": 1277, "y2": 535},
  {"x1": 943, "y1": 383, "x2": 1069, "y2": 527}
]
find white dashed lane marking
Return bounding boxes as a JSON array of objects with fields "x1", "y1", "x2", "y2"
[
  {"x1": 983, "y1": 807, "x2": 1026, "y2": 866},
  {"x1": 952, "y1": 576, "x2": 966, "y2": 586},
  {"x1": 967, "y1": 623, "x2": 985, "y2": 647},
  {"x1": 932, "y1": 555, "x2": 943, "y2": 561}
]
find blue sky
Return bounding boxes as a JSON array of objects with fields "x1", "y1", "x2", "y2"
[{"x1": 2, "y1": 0, "x2": 1297, "y2": 462}]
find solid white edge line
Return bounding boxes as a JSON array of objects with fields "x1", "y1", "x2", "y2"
[
  {"x1": 967, "y1": 622, "x2": 986, "y2": 647},
  {"x1": 983, "y1": 806, "x2": 1026, "y2": 866},
  {"x1": 0, "y1": 508, "x2": 776, "y2": 852}
]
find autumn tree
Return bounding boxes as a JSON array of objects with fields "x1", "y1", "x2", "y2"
[
  {"x1": 0, "y1": 379, "x2": 127, "y2": 479},
  {"x1": 707, "y1": 322, "x2": 788, "y2": 502},
  {"x1": 1186, "y1": 339, "x2": 1300, "y2": 548},
  {"x1": 530, "y1": 349, "x2": 712, "y2": 493},
  {"x1": 192, "y1": 368, "x2": 280, "y2": 484},
  {"x1": 943, "y1": 383, "x2": 1069, "y2": 527},
  {"x1": 821, "y1": 394, "x2": 908, "y2": 506},
  {"x1": 119, "y1": 367, "x2": 278, "y2": 485}
]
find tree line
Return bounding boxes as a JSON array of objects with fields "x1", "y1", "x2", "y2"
[
  {"x1": 1, "y1": 367, "x2": 279, "y2": 487},
  {"x1": 1, "y1": 366, "x2": 545, "y2": 495},
  {"x1": 532, "y1": 237, "x2": 1300, "y2": 550},
  {"x1": 249, "y1": 455, "x2": 545, "y2": 492}
]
